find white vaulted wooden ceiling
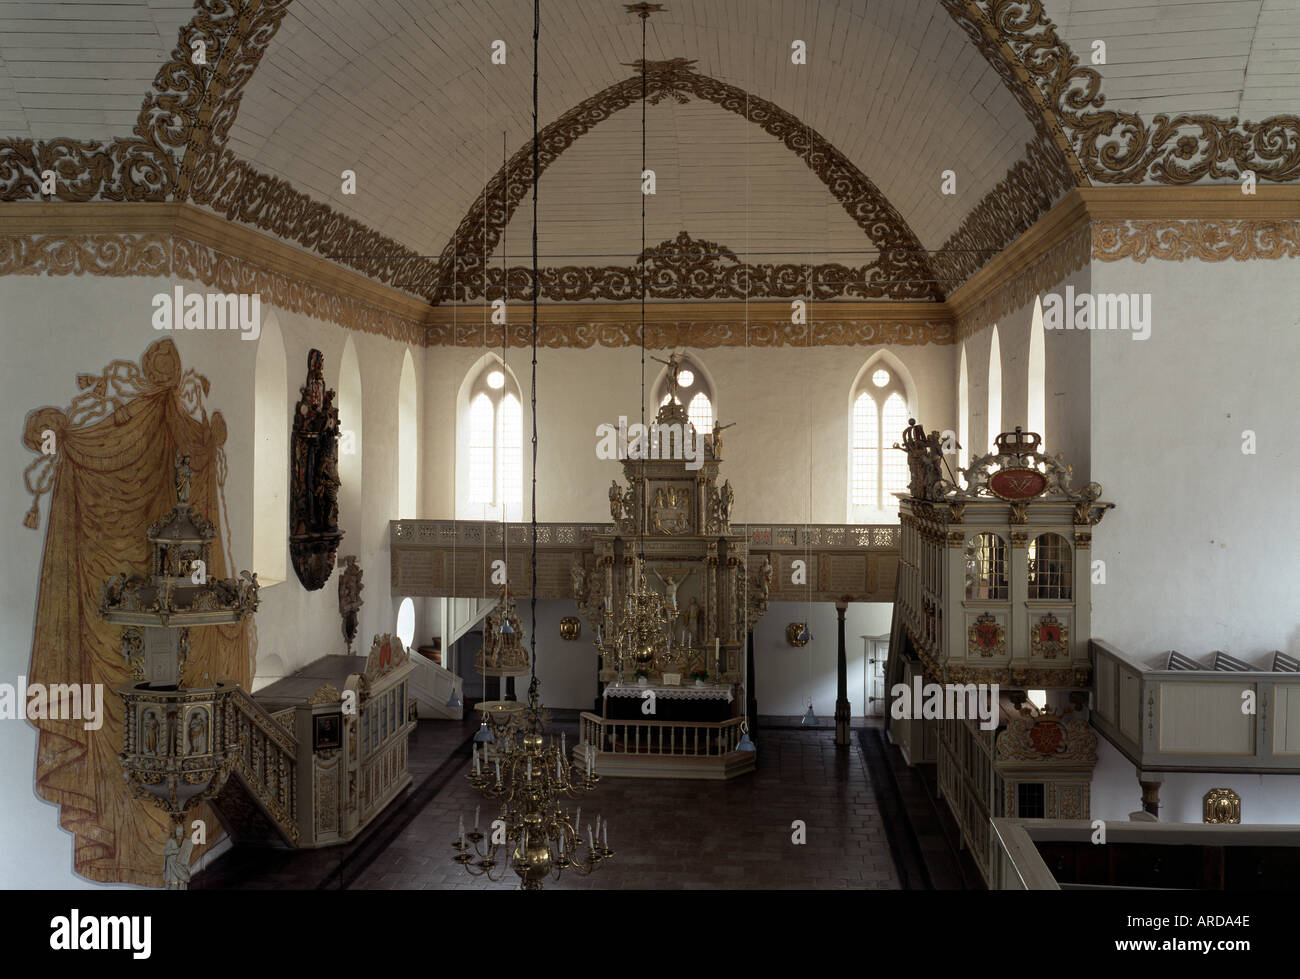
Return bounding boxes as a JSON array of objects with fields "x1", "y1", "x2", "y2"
[
  {"x1": 4, "y1": 0, "x2": 1300, "y2": 283},
  {"x1": 0, "y1": 0, "x2": 192, "y2": 136},
  {"x1": 1040, "y1": 0, "x2": 1300, "y2": 118},
  {"x1": 223, "y1": 0, "x2": 1037, "y2": 257}
]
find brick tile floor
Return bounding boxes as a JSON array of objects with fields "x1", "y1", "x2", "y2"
[{"x1": 197, "y1": 712, "x2": 913, "y2": 890}]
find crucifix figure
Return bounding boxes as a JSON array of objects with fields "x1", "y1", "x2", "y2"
[{"x1": 653, "y1": 568, "x2": 695, "y2": 610}]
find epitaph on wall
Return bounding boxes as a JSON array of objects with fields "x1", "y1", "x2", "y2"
[{"x1": 290, "y1": 349, "x2": 343, "y2": 590}]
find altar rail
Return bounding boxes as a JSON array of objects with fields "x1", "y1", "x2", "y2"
[
  {"x1": 1091, "y1": 639, "x2": 1300, "y2": 774},
  {"x1": 390, "y1": 519, "x2": 900, "y2": 602},
  {"x1": 579, "y1": 712, "x2": 755, "y2": 780}
]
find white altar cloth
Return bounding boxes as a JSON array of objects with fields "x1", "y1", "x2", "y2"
[{"x1": 603, "y1": 681, "x2": 734, "y2": 703}]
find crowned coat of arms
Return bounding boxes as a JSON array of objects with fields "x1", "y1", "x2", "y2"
[
  {"x1": 968, "y1": 612, "x2": 1005, "y2": 657},
  {"x1": 1031, "y1": 612, "x2": 1069, "y2": 659}
]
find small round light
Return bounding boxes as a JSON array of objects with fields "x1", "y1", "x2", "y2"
[
  {"x1": 487, "y1": 370, "x2": 505, "y2": 389},
  {"x1": 872, "y1": 369, "x2": 890, "y2": 387},
  {"x1": 677, "y1": 369, "x2": 695, "y2": 388}
]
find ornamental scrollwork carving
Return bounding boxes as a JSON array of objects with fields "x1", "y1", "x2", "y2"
[
  {"x1": 432, "y1": 60, "x2": 940, "y2": 304},
  {"x1": 980, "y1": 0, "x2": 1300, "y2": 186},
  {"x1": 996, "y1": 705, "x2": 1097, "y2": 763}
]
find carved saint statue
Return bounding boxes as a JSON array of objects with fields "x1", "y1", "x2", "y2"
[
  {"x1": 142, "y1": 711, "x2": 159, "y2": 756},
  {"x1": 609, "y1": 480, "x2": 625, "y2": 523},
  {"x1": 163, "y1": 823, "x2": 195, "y2": 890},
  {"x1": 174, "y1": 451, "x2": 193, "y2": 504},
  {"x1": 684, "y1": 596, "x2": 702, "y2": 646},
  {"x1": 338, "y1": 555, "x2": 364, "y2": 653},
  {"x1": 187, "y1": 710, "x2": 207, "y2": 755},
  {"x1": 290, "y1": 349, "x2": 344, "y2": 590},
  {"x1": 570, "y1": 555, "x2": 587, "y2": 602},
  {"x1": 715, "y1": 480, "x2": 734, "y2": 532}
]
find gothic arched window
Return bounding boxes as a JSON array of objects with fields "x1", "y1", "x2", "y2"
[
  {"x1": 850, "y1": 362, "x2": 911, "y2": 519},
  {"x1": 460, "y1": 358, "x2": 523, "y2": 520},
  {"x1": 654, "y1": 355, "x2": 714, "y2": 433}
]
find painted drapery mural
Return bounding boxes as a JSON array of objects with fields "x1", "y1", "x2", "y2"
[{"x1": 20, "y1": 338, "x2": 252, "y2": 886}]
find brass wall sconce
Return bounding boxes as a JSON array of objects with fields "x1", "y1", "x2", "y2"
[
  {"x1": 559, "y1": 616, "x2": 581, "y2": 641},
  {"x1": 786, "y1": 623, "x2": 809, "y2": 647}
]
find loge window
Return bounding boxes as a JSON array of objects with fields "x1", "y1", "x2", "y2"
[
  {"x1": 965, "y1": 533, "x2": 1008, "y2": 601},
  {"x1": 1028, "y1": 533, "x2": 1072, "y2": 600}
]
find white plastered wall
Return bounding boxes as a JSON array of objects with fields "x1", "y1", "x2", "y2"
[
  {"x1": 0, "y1": 274, "x2": 422, "y2": 886},
  {"x1": 1082, "y1": 252, "x2": 1300, "y2": 824}
]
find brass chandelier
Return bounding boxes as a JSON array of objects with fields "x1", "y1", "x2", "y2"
[
  {"x1": 594, "y1": 558, "x2": 679, "y2": 675},
  {"x1": 453, "y1": 687, "x2": 612, "y2": 889},
  {"x1": 452, "y1": 0, "x2": 612, "y2": 891}
]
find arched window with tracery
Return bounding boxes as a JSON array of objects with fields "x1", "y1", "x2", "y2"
[
  {"x1": 850, "y1": 360, "x2": 912, "y2": 520},
  {"x1": 458, "y1": 357, "x2": 523, "y2": 520},
  {"x1": 654, "y1": 354, "x2": 715, "y2": 434}
]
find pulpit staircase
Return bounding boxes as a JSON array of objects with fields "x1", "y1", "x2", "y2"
[{"x1": 209, "y1": 686, "x2": 300, "y2": 846}]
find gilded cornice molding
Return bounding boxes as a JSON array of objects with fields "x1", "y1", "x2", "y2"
[
  {"x1": 8, "y1": 191, "x2": 1300, "y2": 347},
  {"x1": 423, "y1": 301, "x2": 953, "y2": 348},
  {"x1": 1093, "y1": 219, "x2": 1300, "y2": 263},
  {"x1": 0, "y1": 230, "x2": 425, "y2": 347}
]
